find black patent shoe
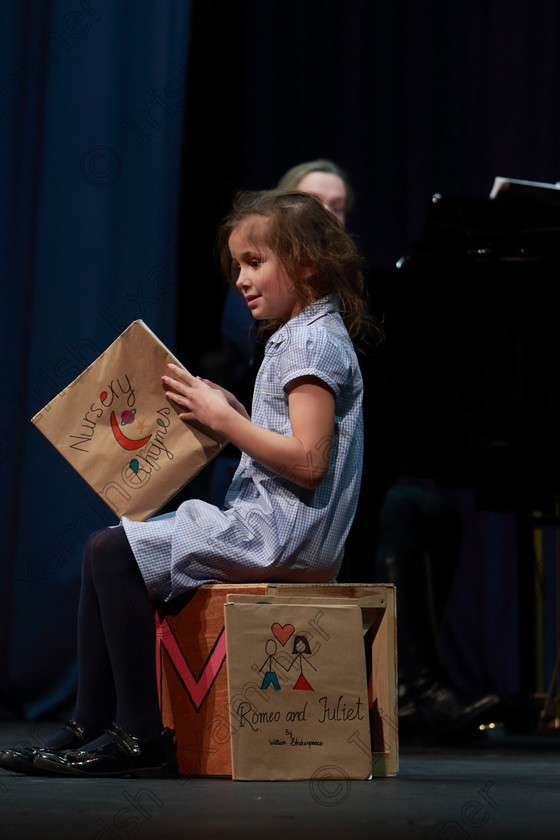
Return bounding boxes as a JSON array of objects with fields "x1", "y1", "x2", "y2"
[
  {"x1": 33, "y1": 724, "x2": 177, "y2": 778},
  {"x1": 399, "y1": 677, "x2": 501, "y2": 742},
  {"x1": 0, "y1": 720, "x2": 96, "y2": 776},
  {"x1": 415, "y1": 679, "x2": 500, "y2": 735}
]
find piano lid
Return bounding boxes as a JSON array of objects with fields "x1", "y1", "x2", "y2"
[{"x1": 410, "y1": 183, "x2": 560, "y2": 262}]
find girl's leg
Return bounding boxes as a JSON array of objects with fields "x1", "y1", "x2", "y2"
[
  {"x1": 50, "y1": 525, "x2": 162, "y2": 742},
  {"x1": 0, "y1": 530, "x2": 117, "y2": 771},
  {"x1": 34, "y1": 529, "x2": 118, "y2": 749},
  {"x1": 1, "y1": 526, "x2": 166, "y2": 776},
  {"x1": 83, "y1": 525, "x2": 163, "y2": 740},
  {"x1": 71, "y1": 528, "x2": 118, "y2": 735}
]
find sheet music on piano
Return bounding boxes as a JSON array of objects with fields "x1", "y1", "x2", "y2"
[{"x1": 490, "y1": 175, "x2": 560, "y2": 200}]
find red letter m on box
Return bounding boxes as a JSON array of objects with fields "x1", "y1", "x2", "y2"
[{"x1": 155, "y1": 614, "x2": 226, "y2": 711}]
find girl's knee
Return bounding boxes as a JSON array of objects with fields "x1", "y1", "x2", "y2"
[
  {"x1": 87, "y1": 525, "x2": 138, "y2": 581},
  {"x1": 85, "y1": 526, "x2": 127, "y2": 568},
  {"x1": 85, "y1": 527, "x2": 113, "y2": 555}
]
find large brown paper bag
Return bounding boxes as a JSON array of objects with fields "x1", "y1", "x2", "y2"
[
  {"x1": 224, "y1": 601, "x2": 372, "y2": 781},
  {"x1": 31, "y1": 320, "x2": 225, "y2": 521}
]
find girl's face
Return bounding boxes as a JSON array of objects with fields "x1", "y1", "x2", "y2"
[{"x1": 228, "y1": 216, "x2": 301, "y2": 323}]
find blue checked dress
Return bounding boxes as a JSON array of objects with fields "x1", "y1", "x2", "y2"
[{"x1": 122, "y1": 296, "x2": 364, "y2": 601}]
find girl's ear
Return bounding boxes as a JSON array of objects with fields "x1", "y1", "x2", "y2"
[{"x1": 301, "y1": 261, "x2": 316, "y2": 280}]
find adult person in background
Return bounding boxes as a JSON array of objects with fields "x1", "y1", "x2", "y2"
[
  {"x1": 276, "y1": 158, "x2": 353, "y2": 225},
  {"x1": 375, "y1": 485, "x2": 500, "y2": 742}
]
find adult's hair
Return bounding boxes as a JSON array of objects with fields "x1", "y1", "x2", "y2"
[
  {"x1": 218, "y1": 189, "x2": 381, "y2": 347},
  {"x1": 277, "y1": 159, "x2": 354, "y2": 213}
]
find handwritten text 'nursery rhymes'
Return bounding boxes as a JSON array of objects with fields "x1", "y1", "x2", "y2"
[{"x1": 69, "y1": 374, "x2": 136, "y2": 452}]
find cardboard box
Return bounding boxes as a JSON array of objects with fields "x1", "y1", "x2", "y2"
[{"x1": 156, "y1": 583, "x2": 398, "y2": 778}]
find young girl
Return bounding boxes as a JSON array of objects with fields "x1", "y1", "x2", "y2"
[{"x1": 0, "y1": 189, "x2": 376, "y2": 779}]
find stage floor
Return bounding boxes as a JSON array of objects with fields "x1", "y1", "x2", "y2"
[{"x1": 1, "y1": 722, "x2": 559, "y2": 839}]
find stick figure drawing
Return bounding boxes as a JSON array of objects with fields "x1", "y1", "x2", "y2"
[
  {"x1": 289, "y1": 635, "x2": 317, "y2": 690},
  {"x1": 259, "y1": 639, "x2": 282, "y2": 690}
]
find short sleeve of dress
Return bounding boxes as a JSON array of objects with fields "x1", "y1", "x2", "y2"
[{"x1": 276, "y1": 323, "x2": 351, "y2": 397}]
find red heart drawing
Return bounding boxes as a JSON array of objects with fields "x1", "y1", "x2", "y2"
[{"x1": 271, "y1": 623, "x2": 295, "y2": 646}]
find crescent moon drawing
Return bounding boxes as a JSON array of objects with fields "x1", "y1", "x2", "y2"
[{"x1": 110, "y1": 411, "x2": 152, "y2": 451}]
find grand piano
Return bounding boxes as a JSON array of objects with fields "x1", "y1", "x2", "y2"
[
  {"x1": 372, "y1": 181, "x2": 560, "y2": 513},
  {"x1": 362, "y1": 181, "x2": 560, "y2": 726}
]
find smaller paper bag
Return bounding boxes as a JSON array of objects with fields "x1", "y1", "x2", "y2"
[
  {"x1": 31, "y1": 321, "x2": 225, "y2": 521},
  {"x1": 225, "y1": 601, "x2": 372, "y2": 781}
]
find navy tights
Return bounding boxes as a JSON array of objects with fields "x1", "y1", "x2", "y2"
[{"x1": 69, "y1": 526, "x2": 163, "y2": 741}]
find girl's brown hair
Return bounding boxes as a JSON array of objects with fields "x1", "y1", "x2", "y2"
[{"x1": 218, "y1": 189, "x2": 382, "y2": 348}]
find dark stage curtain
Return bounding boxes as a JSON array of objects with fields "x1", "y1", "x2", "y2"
[{"x1": 0, "y1": 1, "x2": 191, "y2": 719}]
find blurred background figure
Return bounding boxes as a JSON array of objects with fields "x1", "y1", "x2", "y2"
[
  {"x1": 376, "y1": 484, "x2": 500, "y2": 743},
  {"x1": 277, "y1": 158, "x2": 353, "y2": 225}
]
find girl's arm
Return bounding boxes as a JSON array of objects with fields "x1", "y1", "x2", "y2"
[{"x1": 163, "y1": 364, "x2": 335, "y2": 490}]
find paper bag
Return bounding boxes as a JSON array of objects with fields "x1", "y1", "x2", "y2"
[
  {"x1": 31, "y1": 321, "x2": 225, "y2": 521},
  {"x1": 224, "y1": 600, "x2": 372, "y2": 781}
]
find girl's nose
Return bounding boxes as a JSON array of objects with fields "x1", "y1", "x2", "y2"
[{"x1": 235, "y1": 271, "x2": 249, "y2": 290}]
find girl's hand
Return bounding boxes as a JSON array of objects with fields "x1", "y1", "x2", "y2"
[
  {"x1": 162, "y1": 364, "x2": 236, "y2": 429},
  {"x1": 196, "y1": 378, "x2": 250, "y2": 420}
]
